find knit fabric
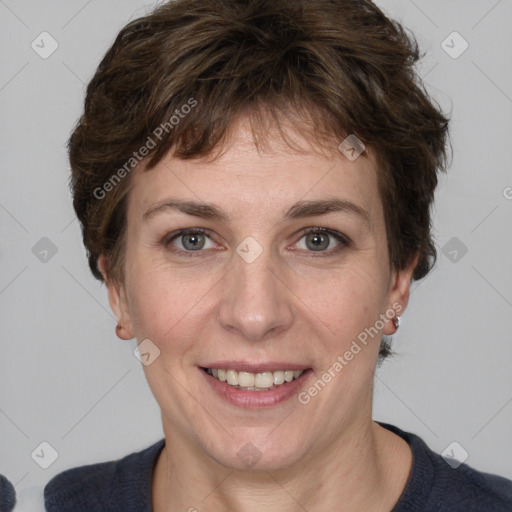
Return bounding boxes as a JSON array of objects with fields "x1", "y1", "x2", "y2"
[
  {"x1": 0, "y1": 475, "x2": 15, "y2": 512},
  {"x1": 44, "y1": 423, "x2": 512, "y2": 511}
]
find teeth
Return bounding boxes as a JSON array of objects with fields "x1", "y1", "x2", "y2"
[
  {"x1": 273, "y1": 371, "x2": 285, "y2": 385},
  {"x1": 238, "y1": 371, "x2": 254, "y2": 387},
  {"x1": 206, "y1": 368, "x2": 305, "y2": 390},
  {"x1": 255, "y1": 371, "x2": 273, "y2": 388},
  {"x1": 227, "y1": 369, "x2": 238, "y2": 386}
]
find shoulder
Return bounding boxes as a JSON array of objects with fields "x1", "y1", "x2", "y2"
[
  {"x1": 428, "y1": 457, "x2": 512, "y2": 511},
  {"x1": 44, "y1": 439, "x2": 165, "y2": 512},
  {"x1": 0, "y1": 474, "x2": 15, "y2": 512},
  {"x1": 380, "y1": 422, "x2": 512, "y2": 512}
]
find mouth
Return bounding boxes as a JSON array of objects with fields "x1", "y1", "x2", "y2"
[
  {"x1": 202, "y1": 367, "x2": 306, "y2": 391},
  {"x1": 199, "y1": 364, "x2": 313, "y2": 408}
]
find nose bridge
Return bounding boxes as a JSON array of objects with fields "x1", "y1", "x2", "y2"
[{"x1": 218, "y1": 242, "x2": 293, "y2": 341}]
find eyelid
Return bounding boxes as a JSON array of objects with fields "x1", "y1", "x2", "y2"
[
  {"x1": 162, "y1": 226, "x2": 350, "y2": 258},
  {"x1": 162, "y1": 227, "x2": 207, "y2": 244},
  {"x1": 291, "y1": 227, "x2": 351, "y2": 255},
  {"x1": 162, "y1": 228, "x2": 217, "y2": 251}
]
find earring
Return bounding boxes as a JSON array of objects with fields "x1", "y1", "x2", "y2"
[
  {"x1": 116, "y1": 324, "x2": 123, "y2": 336},
  {"x1": 392, "y1": 316, "x2": 401, "y2": 330}
]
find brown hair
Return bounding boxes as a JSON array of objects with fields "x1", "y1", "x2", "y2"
[{"x1": 69, "y1": 0, "x2": 450, "y2": 356}]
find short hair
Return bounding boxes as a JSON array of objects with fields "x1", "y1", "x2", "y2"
[{"x1": 69, "y1": 0, "x2": 450, "y2": 357}]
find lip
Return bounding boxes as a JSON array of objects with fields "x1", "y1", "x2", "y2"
[
  {"x1": 200, "y1": 361, "x2": 312, "y2": 373},
  {"x1": 199, "y1": 366, "x2": 313, "y2": 408}
]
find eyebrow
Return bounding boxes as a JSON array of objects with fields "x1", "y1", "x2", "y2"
[{"x1": 143, "y1": 197, "x2": 371, "y2": 227}]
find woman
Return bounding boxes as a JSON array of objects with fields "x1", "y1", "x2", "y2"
[{"x1": 44, "y1": 0, "x2": 512, "y2": 510}]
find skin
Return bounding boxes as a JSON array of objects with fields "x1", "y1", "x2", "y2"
[{"x1": 100, "y1": 115, "x2": 416, "y2": 511}]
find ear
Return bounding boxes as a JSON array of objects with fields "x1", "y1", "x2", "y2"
[
  {"x1": 98, "y1": 255, "x2": 134, "y2": 340},
  {"x1": 383, "y1": 252, "x2": 419, "y2": 335}
]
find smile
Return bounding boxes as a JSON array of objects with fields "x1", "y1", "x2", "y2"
[
  {"x1": 204, "y1": 368, "x2": 304, "y2": 391},
  {"x1": 200, "y1": 365, "x2": 313, "y2": 408}
]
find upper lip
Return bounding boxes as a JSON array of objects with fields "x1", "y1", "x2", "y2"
[{"x1": 200, "y1": 362, "x2": 311, "y2": 373}]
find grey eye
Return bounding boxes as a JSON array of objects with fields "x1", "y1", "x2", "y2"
[
  {"x1": 181, "y1": 232, "x2": 206, "y2": 251},
  {"x1": 305, "y1": 232, "x2": 331, "y2": 251}
]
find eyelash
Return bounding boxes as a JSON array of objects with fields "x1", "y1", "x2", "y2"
[{"x1": 161, "y1": 227, "x2": 350, "y2": 258}]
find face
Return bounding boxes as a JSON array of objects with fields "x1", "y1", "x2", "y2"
[{"x1": 104, "y1": 117, "x2": 414, "y2": 471}]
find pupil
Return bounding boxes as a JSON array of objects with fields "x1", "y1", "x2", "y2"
[
  {"x1": 183, "y1": 233, "x2": 205, "y2": 250},
  {"x1": 307, "y1": 233, "x2": 328, "y2": 251}
]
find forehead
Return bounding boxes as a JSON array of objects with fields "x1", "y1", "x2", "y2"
[{"x1": 128, "y1": 116, "x2": 382, "y2": 223}]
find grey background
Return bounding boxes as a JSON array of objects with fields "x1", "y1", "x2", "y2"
[{"x1": 1, "y1": 0, "x2": 511, "y2": 508}]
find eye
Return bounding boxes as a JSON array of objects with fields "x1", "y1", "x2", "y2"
[
  {"x1": 294, "y1": 228, "x2": 350, "y2": 255},
  {"x1": 162, "y1": 227, "x2": 350, "y2": 257},
  {"x1": 163, "y1": 228, "x2": 218, "y2": 254}
]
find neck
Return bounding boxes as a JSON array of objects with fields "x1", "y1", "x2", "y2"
[{"x1": 152, "y1": 419, "x2": 412, "y2": 512}]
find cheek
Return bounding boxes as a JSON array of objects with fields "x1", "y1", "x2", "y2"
[
  {"x1": 123, "y1": 222, "x2": 390, "y2": 366},
  {"x1": 124, "y1": 252, "x2": 218, "y2": 349},
  {"x1": 291, "y1": 262, "x2": 389, "y2": 362}
]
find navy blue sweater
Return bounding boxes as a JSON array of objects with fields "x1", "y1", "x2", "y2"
[
  {"x1": 44, "y1": 423, "x2": 512, "y2": 511},
  {"x1": 0, "y1": 475, "x2": 15, "y2": 512}
]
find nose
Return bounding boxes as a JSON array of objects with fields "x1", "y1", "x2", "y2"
[{"x1": 218, "y1": 246, "x2": 294, "y2": 342}]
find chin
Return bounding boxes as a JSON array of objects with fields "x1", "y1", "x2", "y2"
[{"x1": 201, "y1": 430, "x2": 311, "y2": 472}]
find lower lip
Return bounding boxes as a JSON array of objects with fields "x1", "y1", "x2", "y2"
[{"x1": 200, "y1": 368, "x2": 313, "y2": 408}]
